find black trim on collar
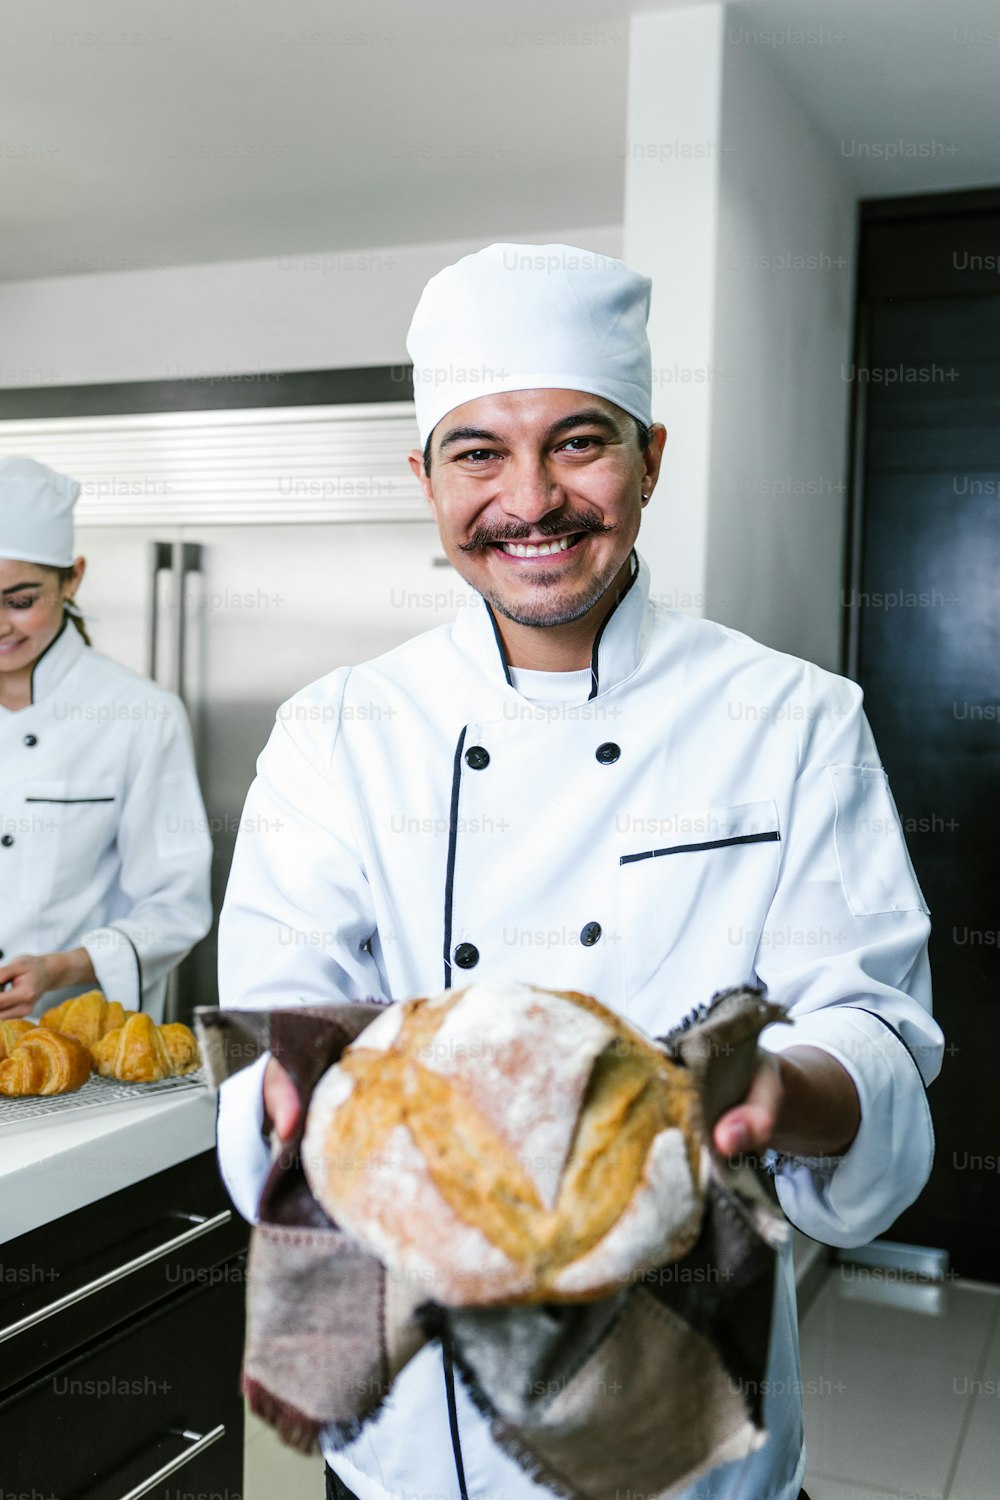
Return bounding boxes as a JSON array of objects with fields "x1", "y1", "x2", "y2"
[
  {"x1": 620, "y1": 829, "x2": 781, "y2": 865},
  {"x1": 482, "y1": 602, "x2": 514, "y2": 687},
  {"x1": 106, "y1": 924, "x2": 144, "y2": 1012},
  {"x1": 27, "y1": 613, "x2": 70, "y2": 706},
  {"x1": 442, "y1": 726, "x2": 468, "y2": 990},
  {"x1": 588, "y1": 549, "x2": 639, "y2": 701}
]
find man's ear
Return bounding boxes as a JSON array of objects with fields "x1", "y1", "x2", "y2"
[
  {"x1": 643, "y1": 424, "x2": 668, "y2": 496},
  {"x1": 407, "y1": 449, "x2": 437, "y2": 519}
]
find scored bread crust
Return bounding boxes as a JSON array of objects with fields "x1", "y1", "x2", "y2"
[{"x1": 301, "y1": 982, "x2": 706, "y2": 1307}]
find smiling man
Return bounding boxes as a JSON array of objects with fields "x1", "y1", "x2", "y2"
[
  {"x1": 423, "y1": 388, "x2": 656, "y2": 662},
  {"x1": 216, "y1": 243, "x2": 943, "y2": 1500}
]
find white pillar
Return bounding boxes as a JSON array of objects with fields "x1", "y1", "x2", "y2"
[
  {"x1": 624, "y1": 4, "x2": 856, "y2": 669},
  {"x1": 624, "y1": 4, "x2": 727, "y2": 618}
]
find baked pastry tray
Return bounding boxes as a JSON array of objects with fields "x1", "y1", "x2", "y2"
[{"x1": 0, "y1": 1069, "x2": 206, "y2": 1128}]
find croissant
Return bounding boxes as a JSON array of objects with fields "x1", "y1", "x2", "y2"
[
  {"x1": 92, "y1": 1012, "x2": 201, "y2": 1083},
  {"x1": 159, "y1": 1023, "x2": 201, "y2": 1076},
  {"x1": 41, "y1": 991, "x2": 136, "y2": 1053},
  {"x1": 0, "y1": 1028, "x2": 92, "y2": 1096},
  {"x1": 0, "y1": 1019, "x2": 36, "y2": 1060}
]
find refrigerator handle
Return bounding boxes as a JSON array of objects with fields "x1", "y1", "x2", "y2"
[
  {"x1": 148, "y1": 541, "x2": 204, "y2": 709},
  {"x1": 150, "y1": 542, "x2": 204, "y2": 1026},
  {"x1": 148, "y1": 540, "x2": 173, "y2": 685},
  {"x1": 173, "y1": 541, "x2": 203, "y2": 712}
]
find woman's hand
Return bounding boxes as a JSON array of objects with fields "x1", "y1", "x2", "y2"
[
  {"x1": 712, "y1": 1044, "x2": 861, "y2": 1160},
  {"x1": 263, "y1": 1056, "x2": 301, "y2": 1142},
  {"x1": 0, "y1": 954, "x2": 59, "y2": 1017},
  {"x1": 0, "y1": 947, "x2": 98, "y2": 1018}
]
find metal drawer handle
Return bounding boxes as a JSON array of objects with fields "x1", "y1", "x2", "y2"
[
  {"x1": 113, "y1": 1423, "x2": 226, "y2": 1500},
  {"x1": 0, "y1": 1209, "x2": 232, "y2": 1344}
]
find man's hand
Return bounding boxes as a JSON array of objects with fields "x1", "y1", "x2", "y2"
[
  {"x1": 262, "y1": 1056, "x2": 301, "y2": 1142},
  {"x1": 712, "y1": 1045, "x2": 861, "y2": 1160},
  {"x1": 0, "y1": 948, "x2": 97, "y2": 1018}
]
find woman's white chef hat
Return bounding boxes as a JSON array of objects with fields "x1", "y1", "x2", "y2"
[
  {"x1": 406, "y1": 243, "x2": 653, "y2": 450},
  {"x1": 0, "y1": 456, "x2": 80, "y2": 567}
]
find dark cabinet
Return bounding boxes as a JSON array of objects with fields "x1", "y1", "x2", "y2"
[{"x1": 0, "y1": 1149, "x2": 249, "y2": 1498}]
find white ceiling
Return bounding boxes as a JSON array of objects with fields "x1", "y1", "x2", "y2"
[
  {"x1": 0, "y1": 0, "x2": 667, "y2": 281},
  {"x1": 740, "y1": 0, "x2": 1000, "y2": 198},
  {"x1": 1, "y1": 0, "x2": 997, "y2": 284}
]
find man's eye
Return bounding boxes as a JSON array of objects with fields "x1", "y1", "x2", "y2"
[
  {"x1": 457, "y1": 449, "x2": 499, "y2": 464},
  {"x1": 561, "y1": 436, "x2": 602, "y2": 452}
]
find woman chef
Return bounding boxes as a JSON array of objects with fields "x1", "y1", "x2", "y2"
[
  {"x1": 214, "y1": 245, "x2": 943, "y2": 1500},
  {"x1": 0, "y1": 456, "x2": 212, "y2": 1022}
]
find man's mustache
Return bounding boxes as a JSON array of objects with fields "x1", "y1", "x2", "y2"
[{"x1": 459, "y1": 516, "x2": 614, "y2": 552}]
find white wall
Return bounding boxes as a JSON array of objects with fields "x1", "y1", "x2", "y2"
[
  {"x1": 3, "y1": 4, "x2": 860, "y2": 671},
  {"x1": 707, "y1": 23, "x2": 857, "y2": 671},
  {"x1": 624, "y1": 2, "x2": 857, "y2": 671},
  {"x1": 0, "y1": 223, "x2": 622, "y2": 389}
]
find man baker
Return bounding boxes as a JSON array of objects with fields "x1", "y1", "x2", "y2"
[{"x1": 216, "y1": 242, "x2": 942, "y2": 1500}]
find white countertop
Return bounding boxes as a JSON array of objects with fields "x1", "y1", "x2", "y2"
[{"x1": 0, "y1": 1085, "x2": 218, "y2": 1243}]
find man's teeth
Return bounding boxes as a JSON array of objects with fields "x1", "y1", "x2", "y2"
[{"x1": 498, "y1": 534, "x2": 578, "y2": 558}]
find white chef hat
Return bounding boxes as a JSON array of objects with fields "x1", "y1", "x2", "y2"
[
  {"x1": 406, "y1": 242, "x2": 653, "y2": 449},
  {"x1": 0, "y1": 456, "x2": 80, "y2": 567}
]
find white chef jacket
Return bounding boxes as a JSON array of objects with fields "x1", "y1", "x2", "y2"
[
  {"x1": 0, "y1": 617, "x2": 213, "y2": 1021},
  {"x1": 216, "y1": 548, "x2": 943, "y2": 1500}
]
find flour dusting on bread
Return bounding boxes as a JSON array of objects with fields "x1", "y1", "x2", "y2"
[
  {"x1": 421, "y1": 981, "x2": 614, "y2": 1210},
  {"x1": 552, "y1": 1126, "x2": 700, "y2": 1295},
  {"x1": 301, "y1": 981, "x2": 706, "y2": 1306}
]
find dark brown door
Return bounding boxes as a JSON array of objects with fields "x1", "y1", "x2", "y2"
[{"x1": 848, "y1": 191, "x2": 1000, "y2": 1281}]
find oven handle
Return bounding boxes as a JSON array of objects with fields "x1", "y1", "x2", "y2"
[
  {"x1": 0, "y1": 1209, "x2": 232, "y2": 1343},
  {"x1": 112, "y1": 1423, "x2": 227, "y2": 1500}
]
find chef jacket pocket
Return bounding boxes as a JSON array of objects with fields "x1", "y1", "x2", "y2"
[
  {"x1": 617, "y1": 799, "x2": 781, "y2": 866},
  {"x1": 20, "y1": 777, "x2": 119, "y2": 907},
  {"x1": 615, "y1": 800, "x2": 782, "y2": 1004},
  {"x1": 829, "y1": 765, "x2": 930, "y2": 916}
]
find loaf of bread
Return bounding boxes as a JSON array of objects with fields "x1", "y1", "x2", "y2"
[
  {"x1": 0, "y1": 1019, "x2": 36, "y2": 1059},
  {"x1": 0, "y1": 1027, "x2": 92, "y2": 1096},
  {"x1": 41, "y1": 991, "x2": 136, "y2": 1054},
  {"x1": 301, "y1": 981, "x2": 706, "y2": 1307},
  {"x1": 91, "y1": 1012, "x2": 200, "y2": 1083}
]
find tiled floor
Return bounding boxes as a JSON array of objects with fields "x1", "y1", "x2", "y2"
[
  {"x1": 244, "y1": 1265, "x2": 1000, "y2": 1499},
  {"x1": 799, "y1": 1266, "x2": 1000, "y2": 1500},
  {"x1": 245, "y1": 1404, "x2": 325, "y2": 1499}
]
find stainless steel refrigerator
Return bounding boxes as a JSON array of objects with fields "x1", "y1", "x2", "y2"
[{"x1": 0, "y1": 399, "x2": 471, "y2": 1019}]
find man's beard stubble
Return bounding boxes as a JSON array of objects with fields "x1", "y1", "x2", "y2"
[
  {"x1": 480, "y1": 548, "x2": 630, "y2": 629},
  {"x1": 455, "y1": 509, "x2": 635, "y2": 629}
]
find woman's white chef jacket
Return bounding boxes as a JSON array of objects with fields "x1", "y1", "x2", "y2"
[
  {"x1": 0, "y1": 618, "x2": 213, "y2": 1021},
  {"x1": 216, "y1": 548, "x2": 943, "y2": 1500}
]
